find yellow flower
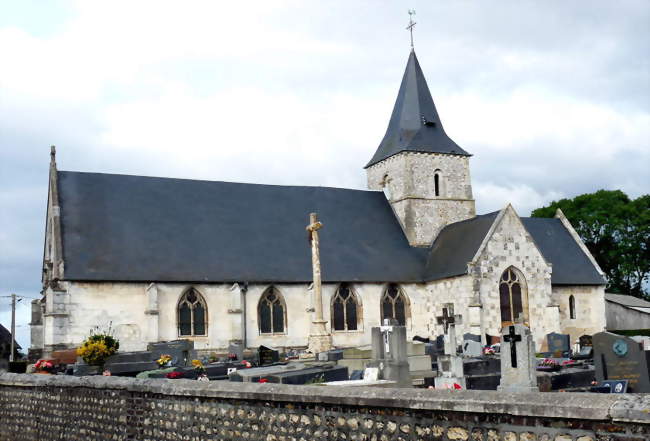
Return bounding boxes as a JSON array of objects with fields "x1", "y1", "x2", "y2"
[{"x1": 191, "y1": 359, "x2": 203, "y2": 368}]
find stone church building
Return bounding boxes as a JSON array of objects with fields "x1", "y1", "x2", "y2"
[{"x1": 31, "y1": 50, "x2": 606, "y2": 357}]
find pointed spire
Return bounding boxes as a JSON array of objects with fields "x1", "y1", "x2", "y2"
[{"x1": 365, "y1": 51, "x2": 470, "y2": 168}]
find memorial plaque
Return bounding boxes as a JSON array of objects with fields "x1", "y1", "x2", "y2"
[
  {"x1": 593, "y1": 331, "x2": 650, "y2": 393},
  {"x1": 258, "y1": 345, "x2": 280, "y2": 366},
  {"x1": 547, "y1": 333, "x2": 570, "y2": 357}
]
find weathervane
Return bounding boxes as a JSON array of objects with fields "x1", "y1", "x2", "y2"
[{"x1": 406, "y1": 9, "x2": 417, "y2": 49}]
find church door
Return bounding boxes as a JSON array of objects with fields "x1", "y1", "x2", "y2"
[{"x1": 499, "y1": 267, "x2": 527, "y2": 328}]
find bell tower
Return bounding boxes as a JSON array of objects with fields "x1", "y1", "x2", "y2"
[{"x1": 366, "y1": 51, "x2": 475, "y2": 246}]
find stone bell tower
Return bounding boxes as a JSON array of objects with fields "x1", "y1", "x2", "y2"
[{"x1": 366, "y1": 50, "x2": 475, "y2": 247}]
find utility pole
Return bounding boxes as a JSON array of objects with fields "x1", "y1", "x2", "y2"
[{"x1": 9, "y1": 293, "x2": 16, "y2": 362}]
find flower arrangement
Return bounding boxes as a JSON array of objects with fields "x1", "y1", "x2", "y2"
[
  {"x1": 537, "y1": 358, "x2": 562, "y2": 371},
  {"x1": 483, "y1": 346, "x2": 496, "y2": 355},
  {"x1": 34, "y1": 359, "x2": 55, "y2": 374},
  {"x1": 192, "y1": 359, "x2": 206, "y2": 374},
  {"x1": 166, "y1": 371, "x2": 184, "y2": 379},
  {"x1": 156, "y1": 354, "x2": 172, "y2": 367},
  {"x1": 76, "y1": 323, "x2": 120, "y2": 366},
  {"x1": 561, "y1": 359, "x2": 575, "y2": 367}
]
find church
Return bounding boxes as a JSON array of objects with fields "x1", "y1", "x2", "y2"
[{"x1": 31, "y1": 50, "x2": 607, "y2": 358}]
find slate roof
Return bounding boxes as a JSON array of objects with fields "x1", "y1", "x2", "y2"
[
  {"x1": 521, "y1": 217, "x2": 605, "y2": 285},
  {"x1": 423, "y1": 211, "x2": 499, "y2": 281},
  {"x1": 605, "y1": 293, "x2": 650, "y2": 309},
  {"x1": 365, "y1": 50, "x2": 470, "y2": 168},
  {"x1": 0, "y1": 324, "x2": 20, "y2": 350},
  {"x1": 56, "y1": 171, "x2": 605, "y2": 286},
  {"x1": 58, "y1": 171, "x2": 428, "y2": 283}
]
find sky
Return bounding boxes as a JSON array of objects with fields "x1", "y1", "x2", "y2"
[{"x1": 1, "y1": 1, "x2": 648, "y2": 350}]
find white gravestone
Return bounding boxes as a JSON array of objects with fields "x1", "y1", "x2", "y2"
[{"x1": 497, "y1": 324, "x2": 539, "y2": 393}]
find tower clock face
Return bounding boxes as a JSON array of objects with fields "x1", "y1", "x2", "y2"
[{"x1": 613, "y1": 339, "x2": 628, "y2": 357}]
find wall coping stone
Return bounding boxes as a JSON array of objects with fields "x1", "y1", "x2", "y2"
[{"x1": 1, "y1": 373, "x2": 648, "y2": 424}]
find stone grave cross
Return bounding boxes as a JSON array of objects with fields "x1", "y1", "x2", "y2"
[
  {"x1": 503, "y1": 325, "x2": 522, "y2": 368},
  {"x1": 306, "y1": 212, "x2": 332, "y2": 354},
  {"x1": 436, "y1": 308, "x2": 454, "y2": 333},
  {"x1": 379, "y1": 319, "x2": 394, "y2": 355}
]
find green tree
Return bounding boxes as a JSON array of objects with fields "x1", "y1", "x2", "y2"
[{"x1": 531, "y1": 190, "x2": 649, "y2": 299}]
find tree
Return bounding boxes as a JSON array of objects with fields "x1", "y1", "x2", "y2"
[{"x1": 532, "y1": 190, "x2": 650, "y2": 299}]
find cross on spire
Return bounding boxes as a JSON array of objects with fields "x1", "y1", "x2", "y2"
[{"x1": 406, "y1": 9, "x2": 416, "y2": 49}]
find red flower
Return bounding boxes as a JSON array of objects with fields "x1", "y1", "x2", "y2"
[
  {"x1": 259, "y1": 378, "x2": 268, "y2": 383},
  {"x1": 166, "y1": 371, "x2": 184, "y2": 379},
  {"x1": 453, "y1": 383, "x2": 462, "y2": 390}
]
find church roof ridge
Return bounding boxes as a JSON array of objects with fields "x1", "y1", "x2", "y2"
[
  {"x1": 365, "y1": 50, "x2": 471, "y2": 168},
  {"x1": 57, "y1": 169, "x2": 378, "y2": 195}
]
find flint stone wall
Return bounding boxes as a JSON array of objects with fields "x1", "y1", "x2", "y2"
[{"x1": 1, "y1": 373, "x2": 647, "y2": 441}]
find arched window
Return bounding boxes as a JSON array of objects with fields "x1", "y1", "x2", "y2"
[
  {"x1": 178, "y1": 288, "x2": 207, "y2": 336},
  {"x1": 499, "y1": 267, "x2": 528, "y2": 327},
  {"x1": 434, "y1": 170, "x2": 441, "y2": 197},
  {"x1": 258, "y1": 287, "x2": 286, "y2": 334},
  {"x1": 332, "y1": 284, "x2": 359, "y2": 331},
  {"x1": 569, "y1": 295, "x2": 576, "y2": 319},
  {"x1": 381, "y1": 284, "x2": 408, "y2": 326}
]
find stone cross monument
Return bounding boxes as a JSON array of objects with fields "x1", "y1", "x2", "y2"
[
  {"x1": 497, "y1": 324, "x2": 539, "y2": 392},
  {"x1": 434, "y1": 311, "x2": 466, "y2": 389},
  {"x1": 306, "y1": 213, "x2": 332, "y2": 354},
  {"x1": 370, "y1": 319, "x2": 411, "y2": 388}
]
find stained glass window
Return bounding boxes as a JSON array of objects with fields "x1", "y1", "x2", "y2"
[
  {"x1": 381, "y1": 284, "x2": 408, "y2": 326},
  {"x1": 177, "y1": 288, "x2": 207, "y2": 336},
  {"x1": 259, "y1": 287, "x2": 285, "y2": 334},
  {"x1": 332, "y1": 284, "x2": 359, "y2": 331},
  {"x1": 499, "y1": 268, "x2": 526, "y2": 327}
]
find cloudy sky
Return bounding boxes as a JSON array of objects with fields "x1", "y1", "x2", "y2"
[{"x1": 1, "y1": 1, "x2": 648, "y2": 349}]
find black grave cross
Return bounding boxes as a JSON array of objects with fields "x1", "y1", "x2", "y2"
[
  {"x1": 503, "y1": 325, "x2": 522, "y2": 368},
  {"x1": 436, "y1": 308, "x2": 455, "y2": 333}
]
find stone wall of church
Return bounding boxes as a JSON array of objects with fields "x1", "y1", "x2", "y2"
[
  {"x1": 41, "y1": 280, "x2": 435, "y2": 354},
  {"x1": 471, "y1": 208, "x2": 556, "y2": 347},
  {"x1": 424, "y1": 275, "x2": 476, "y2": 338},
  {"x1": 366, "y1": 152, "x2": 475, "y2": 246},
  {"x1": 552, "y1": 285, "x2": 606, "y2": 343}
]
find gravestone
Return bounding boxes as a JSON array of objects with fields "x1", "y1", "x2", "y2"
[
  {"x1": 147, "y1": 340, "x2": 196, "y2": 367},
  {"x1": 497, "y1": 324, "x2": 538, "y2": 392},
  {"x1": 434, "y1": 335, "x2": 445, "y2": 354},
  {"x1": 434, "y1": 316, "x2": 466, "y2": 389},
  {"x1": 593, "y1": 331, "x2": 650, "y2": 393},
  {"x1": 258, "y1": 345, "x2": 280, "y2": 366},
  {"x1": 462, "y1": 340, "x2": 483, "y2": 358},
  {"x1": 228, "y1": 343, "x2": 244, "y2": 361},
  {"x1": 267, "y1": 365, "x2": 348, "y2": 385},
  {"x1": 463, "y1": 333, "x2": 481, "y2": 343},
  {"x1": 370, "y1": 320, "x2": 411, "y2": 388},
  {"x1": 571, "y1": 346, "x2": 594, "y2": 361},
  {"x1": 230, "y1": 362, "x2": 299, "y2": 382},
  {"x1": 103, "y1": 351, "x2": 158, "y2": 375},
  {"x1": 349, "y1": 369, "x2": 363, "y2": 380},
  {"x1": 547, "y1": 333, "x2": 571, "y2": 357}
]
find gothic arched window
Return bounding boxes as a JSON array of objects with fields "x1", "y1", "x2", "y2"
[
  {"x1": 178, "y1": 288, "x2": 207, "y2": 336},
  {"x1": 381, "y1": 284, "x2": 408, "y2": 326},
  {"x1": 499, "y1": 267, "x2": 527, "y2": 327},
  {"x1": 332, "y1": 284, "x2": 359, "y2": 331},
  {"x1": 258, "y1": 287, "x2": 286, "y2": 334},
  {"x1": 569, "y1": 295, "x2": 576, "y2": 319}
]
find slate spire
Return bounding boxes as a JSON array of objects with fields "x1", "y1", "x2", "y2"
[{"x1": 365, "y1": 50, "x2": 470, "y2": 168}]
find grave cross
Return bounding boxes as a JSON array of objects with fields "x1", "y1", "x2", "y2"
[
  {"x1": 503, "y1": 325, "x2": 522, "y2": 368},
  {"x1": 436, "y1": 308, "x2": 454, "y2": 333}
]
